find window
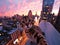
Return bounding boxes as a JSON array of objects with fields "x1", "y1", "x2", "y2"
[
  {"x1": 44, "y1": 12, "x2": 46, "y2": 14},
  {"x1": 47, "y1": 12, "x2": 49, "y2": 14}
]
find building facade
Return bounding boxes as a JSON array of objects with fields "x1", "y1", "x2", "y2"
[
  {"x1": 41, "y1": 0, "x2": 54, "y2": 19},
  {"x1": 55, "y1": 7, "x2": 60, "y2": 32},
  {"x1": 6, "y1": 29, "x2": 21, "y2": 45}
]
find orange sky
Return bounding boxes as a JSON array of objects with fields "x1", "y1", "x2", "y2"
[{"x1": 0, "y1": 0, "x2": 60, "y2": 17}]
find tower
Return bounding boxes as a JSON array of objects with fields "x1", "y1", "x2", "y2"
[
  {"x1": 41, "y1": 0, "x2": 54, "y2": 19},
  {"x1": 55, "y1": 7, "x2": 60, "y2": 32}
]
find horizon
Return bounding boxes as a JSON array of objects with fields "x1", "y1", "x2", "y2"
[{"x1": 0, "y1": 0, "x2": 60, "y2": 17}]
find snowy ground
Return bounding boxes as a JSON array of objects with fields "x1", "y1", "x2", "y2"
[{"x1": 39, "y1": 20, "x2": 60, "y2": 45}]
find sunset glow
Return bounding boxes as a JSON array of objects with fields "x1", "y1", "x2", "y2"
[{"x1": 0, "y1": 0, "x2": 60, "y2": 17}]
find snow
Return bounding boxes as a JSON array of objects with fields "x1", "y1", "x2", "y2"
[{"x1": 39, "y1": 20, "x2": 60, "y2": 45}]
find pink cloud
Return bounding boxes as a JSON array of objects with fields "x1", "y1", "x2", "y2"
[
  {"x1": 5, "y1": 0, "x2": 42, "y2": 16},
  {"x1": 0, "y1": 0, "x2": 60, "y2": 16},
  {"x1": 18, "y1": 0, "x2": 42, "y2": 15},
  {"x1": 52, "y1": 0, "x2": 60, "y2": 15}
]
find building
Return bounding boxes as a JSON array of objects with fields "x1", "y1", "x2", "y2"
[
  {"x1": 42, "y1": 0, "x2": 54, "y2": 12},
  {"x1": 0, "y1": 30, "x2": 11, "y2": 45},
  {"x1": 55, "y1": 7, "x2": 60, "y2": 32},
  {"x1": 0, "y1": 23, "x2": 21, "y2": 45},
  {"x1": 41, "y1": 0, "x2": 54, "y2": 19},
  {"x1": 0, "y1": 17, "x2": 22, "y2": 45},
  {"x1": 6, "y1": 29, "x2": 21, "y2": 45}
]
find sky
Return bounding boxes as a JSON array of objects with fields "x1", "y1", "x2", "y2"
[{"x1": 0, "y1": 0, "x2": 60, "y2": 17}]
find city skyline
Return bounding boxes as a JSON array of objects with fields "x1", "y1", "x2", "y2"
[{"x1": 0, "y1": 0, "x2": 60, "y2": 17}]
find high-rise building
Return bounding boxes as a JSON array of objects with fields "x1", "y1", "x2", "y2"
[
  {"x1": 42, "y1": 0, "x2": 54, "y2": 12},
  {"x1": 41, "y1": 0, "x2": 54, "y2": 18},
  {"x1": 55, "y1": 7, "x2": 60, "y2": 32}
]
